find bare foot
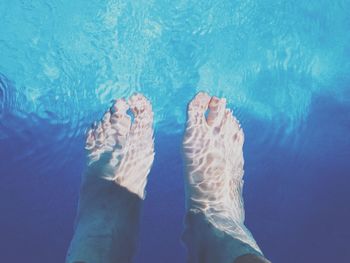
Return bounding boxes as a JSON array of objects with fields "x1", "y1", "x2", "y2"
[
  {"x1": 183, "y1": 92, "x2": 261, "y2": 253},
  {"x1": 66, "y1": 94, "x2": 154, "y2": 262},
  {"x1": 85, "y1": 93, "x2": 154, "y2": 199}
]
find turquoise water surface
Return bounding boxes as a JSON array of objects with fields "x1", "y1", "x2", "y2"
[{"x1": 0, "y1": 1, "x2": 349, "y2": 262}]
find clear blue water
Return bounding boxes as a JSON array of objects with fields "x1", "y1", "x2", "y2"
[{"x1": 0, "y1": 0, "x2": 349, "y2": 262}]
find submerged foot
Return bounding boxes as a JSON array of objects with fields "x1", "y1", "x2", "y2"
[
  {"x1": 183, "y1": 92, "x2": 261, "y2": 252},
  {"x1": 66, "y1": 94, "x2": 154, "y2": 262},
  {"x1": 85, "y1": 93, "x2": 154, "y2": 199}
]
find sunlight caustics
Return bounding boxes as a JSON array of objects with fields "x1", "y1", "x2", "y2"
[{"x1": 0, "y1": 0, "x2": 349, "y2": 137}]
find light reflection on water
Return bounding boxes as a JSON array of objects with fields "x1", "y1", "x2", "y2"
[
  {"x1": 0, "y1": 1, "x2": 350, "y2": 262},
  {"x1": 0, "y1": 0, "x2": 349, "y2": 177},
  {"x1": 1, "y1": 0, "x2": 349, "y2": 134}
]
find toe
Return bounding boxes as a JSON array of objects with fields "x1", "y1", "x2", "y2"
[
  {"x1": 206, "y1": 96, "x2": 226, "y2": 128},
  {"x1": 129, "y1": 93, "x2": 146, "y2": 115},
  {"x1": 94, "y1": 121, "x2": 105, "y2": 148},
  {"x1": 113, "y1": 98, "x2": 129, "y2": 115},
  {"x1": 129, "y1": 93, "x2": 154, "y2": 132},
  {"x1": 85, "y1": 120, "x2": 105, "y2": 164},
  {"x1": 129, "y1": 93, "x2": 152, "y2": 115},
  {"x1": 110, "y1": 99, "x2": 131, "y2": 137},
  {"x1": 187, "y1": 92, "x2": 211, "y2": 126},
  {"x1": 85, "y1": 127, "x2": 95, "y2": 151}
]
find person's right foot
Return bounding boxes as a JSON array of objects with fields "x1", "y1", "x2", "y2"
[{"x1": 183, "y1": 92, "x2": 261, "y2": 252}]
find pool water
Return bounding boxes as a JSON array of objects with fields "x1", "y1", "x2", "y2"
[{"x1": 0, "y1": 1, "x2": 349, "y2": 262}]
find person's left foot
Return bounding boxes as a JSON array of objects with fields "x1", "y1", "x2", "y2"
[
  {"x1": 85, "y1": 93, "x2": 154, "y2": 199},
  {"x1": 66, "y1": 94, "x2": 154, "y2": 263}
]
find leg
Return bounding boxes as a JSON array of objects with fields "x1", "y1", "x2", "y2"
[
  {"x1": 182, "y1": 92, "x2": 270, "y2": 263},
  {"x1": 66, "y1": 94, "x2": 154, "y2": 263}
]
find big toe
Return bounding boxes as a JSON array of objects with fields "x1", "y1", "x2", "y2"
[
  {"x1": 206, "y1": 96, "x2": 227, "y2": 128},
  {"x1": 129, "y1": 93, "x2": 153, "y2": 135},
  {"x1": 187, "y1": 92, "x2": 211, "y2": 126}
]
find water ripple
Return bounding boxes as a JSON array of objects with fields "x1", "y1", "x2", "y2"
[{"x1": 0, "y1": 0, "x2": 349, "y2": 159}]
